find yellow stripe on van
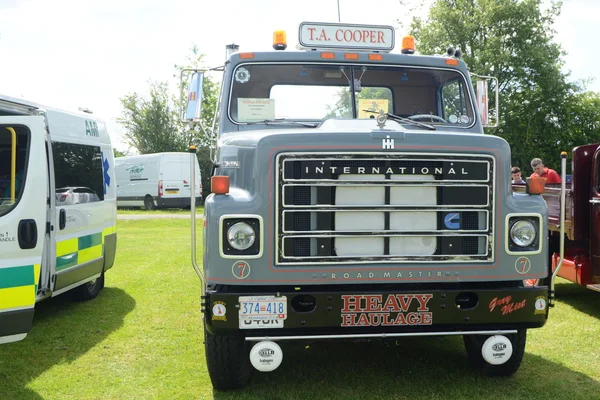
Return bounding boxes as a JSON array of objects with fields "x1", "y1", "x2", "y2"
[
  {"x1": 102, "y1": 225, "x2": 116, "y2": 243},
  {"x1": 33, "y1": 264, "x2": 41, "y2": 285},
  {"x1": 56, "y1": 238, "x2": 78, "y2": 257},
  {"x1": 78, "y1": 244, "x2": 103, "y2": 264},
  {"x1": 0, "y1": 286, "x2": 36, "y2": 310}
]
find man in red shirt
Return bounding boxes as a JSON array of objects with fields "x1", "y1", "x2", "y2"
[{"x1": 530, "y1": 158, "x2": 561, "y2": 183}]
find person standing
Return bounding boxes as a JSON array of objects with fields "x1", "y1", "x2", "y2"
[{"x1": 530, "y1": 158, "x2": 561, "y2": 183}]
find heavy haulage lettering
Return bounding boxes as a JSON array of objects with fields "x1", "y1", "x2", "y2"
[{"x1": 340, "y1": 294, "x2": 433, "y2": 327}]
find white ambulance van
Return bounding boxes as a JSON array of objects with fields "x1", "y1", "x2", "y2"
[
  {"x1": 114, "y1": 152, "x2": 201, "y2": 210},
  {"x1": 0, "y1": 95, "x2": 117, "y2": 344}
]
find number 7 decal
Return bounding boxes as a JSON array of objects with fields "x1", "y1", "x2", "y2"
[
  {"x1": 515, "y1": 257, "x2": 531, "y2": 274},
  {"x1": 232, "y1": 261, "x2": 251, "y2": 279}
]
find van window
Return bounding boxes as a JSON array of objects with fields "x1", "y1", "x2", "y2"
[
  {"x1": 0, "y1": 126, "x2": 29, "y2": 216},
  {"x1": 52, "y1": 141, "x2": 104, "y2": 203}
]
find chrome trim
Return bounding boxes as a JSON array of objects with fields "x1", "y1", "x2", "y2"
[
  {"x1": 219, "y1": 214, "x2": 264, "y2": 259},
  {"x1": 275, "y1": 152, "x2": 496, "y2": 265},
  {"x1": 282, "y1": 209, "x2": 489, "y2": 233},
  {"x1": 245, "y1": 329, "x2": 518, "y2": 341},
  {"x1": 227, "y1": 62, "x2": 478, "y2": 130},
  {"x1": 504, "y1": 213, "x2": 544, "y2": 256},
  {"x1": 52, "y1": 273, "x2": 101, "y2": 297},
  {"x1": 281, "y1": 183, "x2": 490, "y2": 208}
]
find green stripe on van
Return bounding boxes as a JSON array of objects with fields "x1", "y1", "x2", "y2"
[
  {"x1": 78, "y1": 233, "x2": 102, "y2": 250},
  {"x1": 0, "y1": 265, "x2": 34, "y2": 289},
  {"x1": 56, "y1": 252, "x2": 78, "y2": 271}
]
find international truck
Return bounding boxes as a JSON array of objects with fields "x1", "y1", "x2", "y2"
[{"x1": 183, "y1": 22, "x2": 558, "y2": 390}]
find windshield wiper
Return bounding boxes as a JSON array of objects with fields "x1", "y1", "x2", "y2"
[
  {"x1": 362, "y1": 110, "x2": 436, "y2": 131},
  {"x1": 244, "y1": 119, "x2": 318, "y2": 127}
]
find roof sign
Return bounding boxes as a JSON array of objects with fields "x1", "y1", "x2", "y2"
[{"x1": 298, "y1": 22, "x2": 395, "y2": 52}]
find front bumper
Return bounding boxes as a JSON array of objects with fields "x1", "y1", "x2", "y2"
[{"x1": 204, "y1": 284, "x2": 549, "y2": 336}]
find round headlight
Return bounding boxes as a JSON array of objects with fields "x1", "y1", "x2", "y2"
[
  {"x1": 227, "y1": 222, "x2": 256, "y2": 251},
  {"x1": 510, "y1": 220, "x2": 536, "y2": 247}
]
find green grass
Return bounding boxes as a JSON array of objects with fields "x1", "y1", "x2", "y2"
[
  {"x1": 117, "y1": 205, "x2": 204, "y2": 215},
  {"x1": 0, "y1": 219, "x2": 599, "y2": 399}
]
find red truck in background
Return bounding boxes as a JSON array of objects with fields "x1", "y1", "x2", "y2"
[{"x1": 514, "y1": 144, "x2": 600, "y2": 292}]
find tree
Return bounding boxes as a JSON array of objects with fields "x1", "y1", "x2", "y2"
[
  {"x1": 408, "y1": 0, "x2": 582, "y2": 172},
  {"x1": 118, "y1": 81, "x2": 185, "y2": 154},
  {"x1": 113, "y1": 148, "x2": 127, "y2": 158},
  {"x1": 118, "y1": 47, "x2": 221, "y2": 200}
]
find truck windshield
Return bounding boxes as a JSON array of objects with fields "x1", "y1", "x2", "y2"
[{"x1": 229, "y1": 63, "x2": 475, "y2": 127}]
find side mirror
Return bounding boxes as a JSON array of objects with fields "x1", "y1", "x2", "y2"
[
  {"x1": 472, "y1": 74, "x2": 499, "y2": 128},
  {"x1": 181, "y1": 70, "x2": 205, "y2": 122}
]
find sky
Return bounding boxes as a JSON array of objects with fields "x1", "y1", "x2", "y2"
[{"x1": 0, "y1": 0, "x2": 598, "y2": 152}]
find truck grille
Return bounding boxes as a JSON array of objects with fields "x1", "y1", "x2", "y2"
[{"x1": 276, "y1": 153, "x2": 495, "y2": 265}]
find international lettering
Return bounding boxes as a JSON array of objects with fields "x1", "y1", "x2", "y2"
[{"x1": 304, "y1": 165, "x2": 469, "y2": 176}]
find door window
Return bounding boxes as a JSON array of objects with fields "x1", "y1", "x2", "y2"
[{"x1": 0, "y1": 126, "x2": 29, "y2": 216}]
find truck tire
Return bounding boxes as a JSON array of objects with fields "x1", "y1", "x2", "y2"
[
  {"x1": 204, "y1": 328, "x2": 251, "y2": 390},
  {"x1": 72, "y1": 273, "x2": 105, "y2": 301},
  {"x1": 463, "y1": 329, "x2": 527, "y2": 377},
  {"x1": 144, "y1": 195, "x2": 155, "y2": 210}
]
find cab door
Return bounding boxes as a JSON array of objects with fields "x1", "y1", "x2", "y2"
[{"x1": 0, "y1": 117, "x2": 48, "y2": 344}]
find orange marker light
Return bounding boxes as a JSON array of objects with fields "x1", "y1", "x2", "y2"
[
  {"x1": 445, "y1": 58, "x2": 459, "y2": 66},
  {"x1": 401, "y1": 36, "x2": 415, "y2": 54},
  {"x1": 368, "y1": 53, "x2": 383, "y2": 61},
  {"x1": 211, "y1": 176, "x2": 230, "y2": 195},
  {"x1": 273, "y1": 30, "x2": 287, "y2": 50},
  {"x1": 344, "y1": 53, "x2": 359, "y2": 60},
  {"x1": 239, "y1": 52, "x2": 255, "y2": 59},
  {"x1": 320, "y1": 52, "x2": 335, "y2": 59}
]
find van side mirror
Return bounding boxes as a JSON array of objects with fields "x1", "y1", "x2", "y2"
[
  {"x1": 183, "y1": 71, "x2": 204, "y2": 122},
  {"x1": 472, "y1": 74, "x2": 499, "y2": 128}
]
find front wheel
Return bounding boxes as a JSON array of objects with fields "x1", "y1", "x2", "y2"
[
  {"x1": 463, "y1": 329, "x2": 527, "y2": 377},
  {"x1": 204, "y1": 328, "x2": 252, "y2": 390},
  {"x1": 72, "y1": 273, "x2": 105, "y2": 301}
]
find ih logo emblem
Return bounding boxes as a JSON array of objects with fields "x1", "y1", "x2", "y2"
[{"x1": 382, "y1": 135, "x2": 394, "y2": 150}]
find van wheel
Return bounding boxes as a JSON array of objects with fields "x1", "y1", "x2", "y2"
[
  {"x1": 144, "y1": 196, "x2": 155, "y2": 210},
  {"x1": 204, "y1": 328, "x2": 251, "y2": 390},
  {"x1": 72, "y1": 273, "x2": 105, "y2": 301},
  {"x1": 463, "y1": 329, "x2": 527, "y2": 377}
]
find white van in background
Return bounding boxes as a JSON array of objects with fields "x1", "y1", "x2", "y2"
[{"x1": 115, "y1": 152, "x2": 202, "y2": 210}]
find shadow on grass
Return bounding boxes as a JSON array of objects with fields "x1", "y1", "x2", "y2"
[
  {"x1": 212, "y1": 335, "x2": 599, "y2": 400},
  {"x1": 0, "y1": 287, "x2": 135, "y2": 400},
  {"x1": 554, "y1": 281, "x2": 600, "y2": 319}
]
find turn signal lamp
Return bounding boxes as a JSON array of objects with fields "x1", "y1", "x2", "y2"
[
  {"x1": 401, "y1": 36, "x2": 415, "y2": 54},
  {"x1": 527, "y1": 176, "x2": 546, "y2": 195},
  {"x1": 211, "y1": 176, "x2": 230, "y2": 195},
  {"x1": 273, "y1": 30, "x2": 287, "y2": 50}
]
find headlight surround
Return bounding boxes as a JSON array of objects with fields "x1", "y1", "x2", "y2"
[
  {"x1": 227, "y1": 222, "x2": 256, "y2": 251},
  {"x1": 510, "y1": 220, "x2": 536, "y2": 247}
]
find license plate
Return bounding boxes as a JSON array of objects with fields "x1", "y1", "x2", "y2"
[
  {"x1": 165, "y1": 189, "x2": 179, "y2": 194},
  {"x1": 238, "y1": 296, "x2": 287, "y2": 329}
]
